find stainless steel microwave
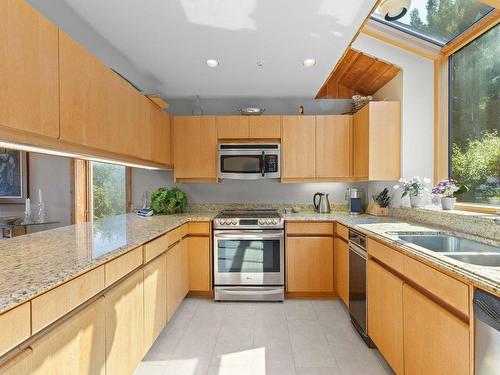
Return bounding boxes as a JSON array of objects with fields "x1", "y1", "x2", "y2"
[{"x1": 218, "y1": 144, "x2": 280, "y2": 180}]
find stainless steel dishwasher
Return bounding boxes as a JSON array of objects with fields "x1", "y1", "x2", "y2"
[
  {"x1": 348, "y1": 229, "x2": 373, "y2": 347},
  {"x1": 474, "y1": 289, "x2": 500, "y2": 374}
]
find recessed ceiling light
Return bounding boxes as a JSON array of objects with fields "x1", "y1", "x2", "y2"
[
  {"x1": 256, "y1": 61, "x2": 264, "y2": 67},
  {"x1": 206, "y1": 59, "x2": 219, "y2": 68},
  {"x1": 303, "y1": 59, "x2": 317, "y2": 67}
]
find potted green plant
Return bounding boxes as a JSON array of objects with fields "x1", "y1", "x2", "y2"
[
  {"x1": 150, "y1": 187, "x2": 187, "y2": 214},
  {"x1": 393, "y1": 176, "x2": 431, "y2": 208},
  {"x1": 432, "y1": 179, "x2": 468, "y2": 210},
  {"x1": 477, "y1": 177, "x2": 500, "y2": 206}
]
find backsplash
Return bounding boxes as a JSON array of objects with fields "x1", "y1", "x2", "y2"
[
  {"x1": 186, "y1": 203, "x2": 348, "y2": 214},
  {"x1": 391, "y1": 207, "x2": 500, "y2": 242}
]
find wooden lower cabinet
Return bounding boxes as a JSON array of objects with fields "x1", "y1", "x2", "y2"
[
  {"x1": 188, "y1": 236, "x2": 211, "y2": 292},
  {"x1": 166, "y1": 239, "x2": 189, "y2": 321},
  {"x1": 403, "y1": 284, "x2": 469, "y2": 375},
  {"x1": 286, "y1": 237, "x2": 333, "y2": 292},
  {"x1": 367, "y1": 260, "x2": 403, "y2": 375},
  {"x1": 104, "y1": 270, "x2": 145, "y2": 375},
  {"x1": 31, "y1": 298, "x2": 106, "y2": 375},
  {"x1": 334, "y1": 238, "x2": 349, "y2": 305},
  {"x1": 143, "y1": 254, "x2": 167, "y2": 349}
]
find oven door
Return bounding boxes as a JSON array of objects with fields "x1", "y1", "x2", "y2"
[
  {"x1": 218, "y1": 150, "x2": 280, "y2": 180},
  {"x1": 214, "y1": 230, "x2": 284, "y2": 285}
]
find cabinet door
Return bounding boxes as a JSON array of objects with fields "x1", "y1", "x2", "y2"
[
  {"x1": 144, "y1": 254, "x2": 167, "y2": 349},
  {"x1": 150, "y1": 106, "x2": 171, "y2": 165},
  {"x1": 286, "y1": 237, "x2": 333, "y2": 292},
  {"x1": 334, "y1": 238, "x2": 349, "y2": 305},
  {"x1": 316, "y1": 115, "x2": 351, "y2": 178},
  {"x1": 59, "y1": 31, "x2": 112, "y2": 151},
  {"x1": 0, "y1": 0, "x2": 59, "y2": 138},
  {"x1": 282, "y1": 116, "x2": 316, "y2": 179},
  {"x1": 248, "y1": 116, "x2": 281, "y2": 139},
  {"x1": 403, "y1": 284, "x2": 469, "y2": 375},
  {"x1": 181, "y1": 238, "x2": 190, "y2": 297},
  {"x1": 173, "y1": 116, "x2": 217, "y2": 182},
  {"x1": 0, "y1": 350, "x2": 32, "y2": 375},
  {"x1": 352, "y1": 106, "x2": 369, "y2": 179},
  {"x1": 367, "y1": 260, "x2": 403, "y2": 375},
  {"x1": 166, "y1": 241, "x2": 182, "y2": 321},
  {"x1": 188, "y1": 236, "x2": 211, "y2": 292},
  {"x1": 217, "y1": 116, "x2": 249, "y2": 139},
  {"x1": 32, "y1": 298, "x2": 105, "y2": 375},
  {"x1": 105, "y1": 270, "x2": 145, "y2": 375}
]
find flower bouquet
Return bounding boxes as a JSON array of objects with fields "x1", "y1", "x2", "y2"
[
  {"x1": 393, "y1": 176, "x2": 431, "y2": 208},
  {"x1": 432, "y1": 179, "x2": 468, "y2": 210}
]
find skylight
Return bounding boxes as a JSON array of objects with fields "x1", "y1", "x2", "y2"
[{"x1": 371, "y1": 0, "x2": 495, "y2": 46}]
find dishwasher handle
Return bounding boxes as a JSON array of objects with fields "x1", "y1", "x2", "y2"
[{"x1": 474, "y1": 289, "x2": 500, "y2": 332}]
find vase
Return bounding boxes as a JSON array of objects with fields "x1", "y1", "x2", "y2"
[
  {"x1": 441, "y1": 197, "x2": 456, "y2": 210},
  {"x1": 409, "y1": 195, "x2": 424, "y2": 208}
]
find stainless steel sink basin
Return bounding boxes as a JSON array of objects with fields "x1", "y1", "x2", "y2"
[
  {"x1": 387, "y1": 232, "x2": 500, "y2": 267},
  {"x1": 394, "y1": 234, "x2": 498, "y2": 253}
]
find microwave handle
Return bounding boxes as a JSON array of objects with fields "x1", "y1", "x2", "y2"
[{"x1": 260, "y1": 151, "x2": 265, "y2": 177}]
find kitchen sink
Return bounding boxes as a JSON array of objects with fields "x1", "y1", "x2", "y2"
[{"x1": 387, "y1": 232, "x2": 500, "y2": 267}]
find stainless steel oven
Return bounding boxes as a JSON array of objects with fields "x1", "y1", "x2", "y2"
[
  {"x1": 218, "y1": 144, "x2": 280, "y2": 180},
  {"x1": 213, "y1": 209, "x2": 284, "y2": 301}
]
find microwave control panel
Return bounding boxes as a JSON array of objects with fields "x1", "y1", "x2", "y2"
[{"x1": 265, "y1": 155, "x2": 278, "y2": 172}]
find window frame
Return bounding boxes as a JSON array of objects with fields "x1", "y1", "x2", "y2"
[
  {"x1": 435, "y1": 19, "x2": 499, "y2": 213},
  {"x1": 71, "y1": 160, "x2": 131, "y2": 223}
]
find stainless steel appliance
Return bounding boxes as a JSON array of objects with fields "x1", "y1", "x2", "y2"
[
  {"x1": 313, "y1": 192, "x2": 331, "y2": 213},
  {"x1": 474, "y1": 289, "x2": 500, "y2": 374},
  {"x1": 218, "y1": 144, "x2": 280, "y2": 180},
  {"x1": 213, "y1": 209, "x2": 284, "y2": 301},
  {"x1": 348, "y1": 228, "x2": 373, "y2": 347},
  {"x1": 346, "y1": 188, "x2": 364, "y2": 215}
]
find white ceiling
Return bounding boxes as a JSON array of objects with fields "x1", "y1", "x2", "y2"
[{"x1": 56, "y1": 0, "x2": 377, "y2": 98}]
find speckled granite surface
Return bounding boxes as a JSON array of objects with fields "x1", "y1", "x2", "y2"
[
  {"x1": 1, "y1": 206, "x2": 499, "y2": 315},
  {"x1": 0, "y1": 212, "x2": 215, "y2": 315}
]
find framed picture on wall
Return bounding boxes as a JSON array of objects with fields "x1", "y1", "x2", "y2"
[{"x1": 0, "y1": 148, "x2": 28, "y2": 203}]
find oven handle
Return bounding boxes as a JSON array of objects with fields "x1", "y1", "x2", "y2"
[
  {"x1": 222, "y1": 288, "x2": 283, "y2": 296},
  {"x1": 214, "y1": 231, "x2": 284, "y2": 240}
]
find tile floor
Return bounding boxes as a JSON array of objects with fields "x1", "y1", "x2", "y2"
[{"x1": 135, "y1": 297, "x2": 394, "y2": 375}]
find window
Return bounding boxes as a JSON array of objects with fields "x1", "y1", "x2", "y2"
[
  {"x1": 372, "y1": 0, "x2": 494, "y2": 46},
  {"x1": 89, "y1": 162, "x2": 128, "y2": 220},
  {"x1": 449, "y1": 24, "x2": 499, "y2": 206}
]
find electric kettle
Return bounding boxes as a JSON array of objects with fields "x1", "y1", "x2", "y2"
[{"x1": 313, "y1": 192, "x2": 331, "y2": 213}]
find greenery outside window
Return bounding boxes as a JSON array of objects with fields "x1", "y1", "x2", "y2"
[
  {"x1": 90, "y1": 162, "x2": 128, "y2": 220},
  {"x1": 449, "y1": 24, "x2": 499, "y2": 206}
]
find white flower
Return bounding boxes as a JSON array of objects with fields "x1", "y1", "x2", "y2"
[
  {"x1": 393, "y1": 184, "x2": 400, "y2": 190},
  {"x1": 423, "y1": 177, "x2": 431, "y2": 184}
]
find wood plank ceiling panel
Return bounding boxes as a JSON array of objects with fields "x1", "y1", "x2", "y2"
[{"x1": 317, "y1": 48, "x2": 400, "y2": 99}]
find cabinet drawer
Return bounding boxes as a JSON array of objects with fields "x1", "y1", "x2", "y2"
[
  {"x1": 335, "y1": 223, "x2": 349, "y2": 241},
  {"x1": 32, "y1": 266, "x2": 105, "y2": 333},
  {"x1": 188, "y1": 222, "x2": 210, "y2": 235},
  {"x1": 404, "y1": 256, "x2": 469, "y2": 316},
  {"x1": 180, "y1": 223, "x2": 189, "y2": 238},
  {"x1": 0, "y1": 303, "x2": 31, "y2": 356},
  {"x1": 144, "y1": 235, "x2": 168, "y2": 263},
  {"x1": 105, "y1": 247, "x2": 142, "y2": 287},
  {"x1": 166, "y1": 225, "x2": 188, "y2": 247},
  {"x1": 367, "y1": 238, "x2": 404, "y2": 273},
  {"x1": 287, "y1": 222, "x2": 333, "y2": 236}
]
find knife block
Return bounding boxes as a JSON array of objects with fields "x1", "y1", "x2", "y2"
[{"x1": 366, "y1": 198, "x2": 389, "y2": 217}]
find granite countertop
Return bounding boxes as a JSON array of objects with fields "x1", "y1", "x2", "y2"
[
  {"x1": 1, "y1": 209, "x2": 498, "y2": 315},
  {"x1": 0, "y1": 212, "x2": 216, "y2": 315}
]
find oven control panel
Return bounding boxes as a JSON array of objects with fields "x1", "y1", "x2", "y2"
[{"x1": 214, "y1": 217, "x2": 283, "y2": 228}]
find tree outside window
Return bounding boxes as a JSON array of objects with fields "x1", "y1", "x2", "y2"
[{"x1": 90, "y1": 162, "x2": 127, "y2": 220}]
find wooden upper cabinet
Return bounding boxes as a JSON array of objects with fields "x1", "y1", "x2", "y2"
[
  {"x1": 217, "y1": 116, "x2": 249, "y2": 139},
  {"x1": 316, "y1": 115, "x2": 352, "y2": 178},
  {"x1": 282, "y1": 116, "x2": 316, "y2": 180},
  {"x1": 248, "y1": 116, "x2": 281, "y2": 139},
  {"x1": 0, "y1": 0, "x2": 59, "y2": 138},
  {"x1": 353, "y1": 102, "x2": 401, "y2": 180},
  {"x1": 173, "y1": 116, "x2": 217, "y2": 182},
  {"x1": 150, "y1": 106, "x2": 172, "y2": 165}
]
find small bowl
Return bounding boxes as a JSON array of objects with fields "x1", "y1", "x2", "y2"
[{"x1": 239, "y1": 107, "x2": 265, "y2": 115}]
